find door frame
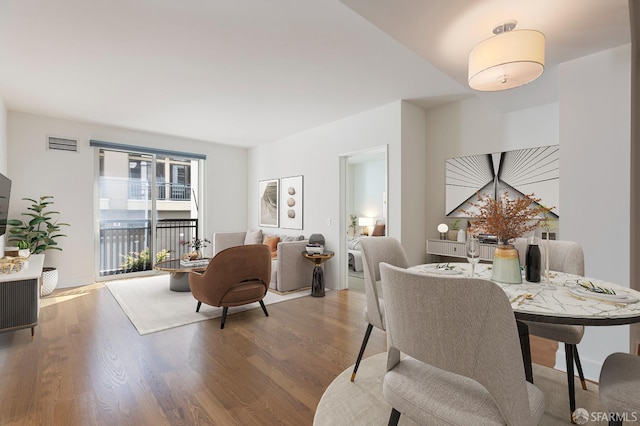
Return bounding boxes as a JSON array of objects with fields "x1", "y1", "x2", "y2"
[{"x1": 338, "y1": 145, "x2": 389, "y2": 290}]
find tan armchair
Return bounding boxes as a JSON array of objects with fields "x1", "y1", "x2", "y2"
[{"x1": 188, "y1": 244, "x2": 271, "y2": 329}]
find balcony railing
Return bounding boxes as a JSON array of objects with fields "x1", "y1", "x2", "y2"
[
  {"x1": 98, "y1": 177, "x2": 191, "y2": 201},
  {"x1": 129, "y1": 181, "x2": 191, "y2": 201},
  {"x1": 99, "y1": 218, "x2": 198, "y2": 276}
]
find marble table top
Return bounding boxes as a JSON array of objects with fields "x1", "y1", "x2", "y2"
[{"x1": 409, "y1": 263, "x2": 640, "y2": 326}]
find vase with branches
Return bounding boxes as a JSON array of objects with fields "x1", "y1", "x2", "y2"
[{"x1": 464, "y1": 192, "x2": 550, "y2": 284}]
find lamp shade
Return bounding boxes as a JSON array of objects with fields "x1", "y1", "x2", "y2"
[
  {"x1": 358, "y1": 217, "x2": 374, "y2": 227},
  {"x1": 468, "y1": 29, "x2": 545, "y2": 91}
]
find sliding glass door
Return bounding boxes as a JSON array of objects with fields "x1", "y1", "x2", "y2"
[{"x1": 96, "y1": 147, "x2": 202, "y2": 278}]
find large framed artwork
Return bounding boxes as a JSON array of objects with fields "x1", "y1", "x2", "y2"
[
  {"x1": 259, "y1": 178, "x2": 279, "y2": 227},
  {"x1": 445, "y1": 145, "x2": 559, "y2": 218},
  {"x1": 280, "y1": 175, "x2": 303, "y2": 230}
]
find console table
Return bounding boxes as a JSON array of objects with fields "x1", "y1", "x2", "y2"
[
  {"x1": 426, "y1": 239, "x2": 496, "y2": 261},
  {"x1": 0, "y1": 254, "x2": 44, "y2": 339}
]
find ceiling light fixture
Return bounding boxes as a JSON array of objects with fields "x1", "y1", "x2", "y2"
[{"x1": 468, "y1": 20, "x2": 545, "y2": 92}]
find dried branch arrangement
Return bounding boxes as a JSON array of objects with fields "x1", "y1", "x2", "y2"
[{"x1": 464, "y1": 192, "x2": 552, "y2": 243}]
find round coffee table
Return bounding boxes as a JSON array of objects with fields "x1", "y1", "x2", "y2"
[{"x1": 154, "y1": 259, "x2": 210, "y2": 292}]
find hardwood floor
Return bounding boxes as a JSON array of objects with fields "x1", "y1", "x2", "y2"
[{"x1": 0, "y1": 284, "x2": 555, "y2": 425}]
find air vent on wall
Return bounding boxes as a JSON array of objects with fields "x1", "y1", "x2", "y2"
[{"x1": 47, "y1": 136, "x2": 78, "y2": 152}]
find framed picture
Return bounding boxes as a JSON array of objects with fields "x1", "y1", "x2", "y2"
[
  {"x1": 280, "y1": 175, "x2": 303, "y2": 230},
  {"x1": 259, "y1": 179, "x2": 279, "y2": 227},
  {"x1": 445, "y1": 144, "x2": 559, "y2": 219}
]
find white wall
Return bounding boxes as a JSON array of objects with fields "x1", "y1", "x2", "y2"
[
  {"x1": 424, "y1": 98, "x2": 559, "y2": 255},
  {"x1": 349, "y1": 159, "x2": 385, "y2": 221},
  {"x1": 7, "y1": 111, "x2": 248, "y2": 288},
  {"x1": 558, "y1": 44, "x2": 632, "y2": 377},
  {"x1": 0, "y1": 99, "x2": 7, "y2": 253},
  {"x1": 424, "y1": 44, "x2": 631, "y2": 380},
  {"x1": 248, "y1": 101, "x2": 403, "y2": 289},
  {"x1": 400, "y1": 102, "x2": 429, "y2": 265}
]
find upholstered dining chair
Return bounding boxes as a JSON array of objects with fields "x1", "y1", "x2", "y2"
[
  {"x1": 598, "y1": 352, "x2": 640, "y2": 426},
  {"x1": 350, "y1": 236, "x2": 409, "y2": 382},
  {"x1": 513, "y1": 238, "x2": 586, "y2": 417},
  {"x1": 380, "y1": 263, "x2": 545, "y2": 426},
  {"x1": 188, "y1": 244, "x2": 271, "y2": 329}
]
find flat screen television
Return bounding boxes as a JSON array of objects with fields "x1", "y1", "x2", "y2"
[{"x1": 0, "y1": 172, "x2": 11, "y2": 237}]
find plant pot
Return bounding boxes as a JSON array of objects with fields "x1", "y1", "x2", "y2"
[
  {"x1": 41, "y1": 267, "x2": 58, "y2": 296},
  {"x1": 491, "y1": 244, "x2": 522, "y2": 284}
]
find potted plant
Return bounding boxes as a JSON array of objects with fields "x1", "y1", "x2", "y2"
[
  {"x1": 448, "y1": 219, "x2": 461, "y2": 241},
  {"x1": 7, "y1": 195, "x2": 69, "y2": 296}
]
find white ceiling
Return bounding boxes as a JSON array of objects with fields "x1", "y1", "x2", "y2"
[{"x1": 0, "y1": 0, "x2": 631, "y2": 148}]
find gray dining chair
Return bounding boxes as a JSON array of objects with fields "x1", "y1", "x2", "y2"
[
  {"x1": 380, "y1": 263, "x2": 545, "y2": 425},
  {"x1": 598, "y1": 352, "x2": 640, "y2": 426},
  {"x1": 513, "y1": 238, "x2": 586, "y2": 418},
  {"x1": 350, "y1": 236, "x2": 409, "y2": 382}
]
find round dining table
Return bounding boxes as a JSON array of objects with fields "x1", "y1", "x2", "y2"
[{"x1": 409, "y1": 262, "x2": 640, "y2": 384}]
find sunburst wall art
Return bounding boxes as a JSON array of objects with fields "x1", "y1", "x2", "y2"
[{"x1": 445, "y1": 145, "x2": 559, "y2": 219}]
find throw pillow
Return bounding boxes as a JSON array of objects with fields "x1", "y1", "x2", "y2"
[
  {"x1": 264, "y1": 236, "x2": 280, "y2": 259},
  {"x1": 244, "y1": 229, "x2": 263, "y2": 245},
  {"x1": 371, "y1": 223, "x2": 386, "y2": 236}
]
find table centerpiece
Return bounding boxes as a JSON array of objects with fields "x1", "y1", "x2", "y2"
[{"x1": 464, "y1": 192, "x2": 550, "y2": 284}]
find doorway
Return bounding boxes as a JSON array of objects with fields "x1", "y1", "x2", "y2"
[
  {"x1": 339, "y1": 146, "x2": 388, "y2": 291},
  {"x1": 96, "y1": 147, "x2": 202, "y2": 278}
]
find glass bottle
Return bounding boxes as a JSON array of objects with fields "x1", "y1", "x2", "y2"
[{"x1": 525, "y1": 235, "x2": 541, "y2": 282}]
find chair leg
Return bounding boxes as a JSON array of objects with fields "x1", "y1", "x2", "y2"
[
  {"x1": 220, "y1": 307, "x2": 228, "y2": 329},
  {"x1": 350, "y1": 323, "x2": 373, "y2": 382},
  {"x1": 572, "y1": 344, "x2": 588, "y2": 390},
  {"x1": 259, "y1": 300, "x2": 269, "y2": 317},
  {"x1": 388, "y1": 408, "x2": 401, "y2": 426},
  {"x1": 196, "y1": 301, "x2": 202, "y2": 312},
  {"x1": 565, "y1": 343, "x2": 576, "y2": 420}
]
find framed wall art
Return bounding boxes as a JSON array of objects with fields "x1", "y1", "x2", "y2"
[
  {"x1": 259, "y1": 178, "x2": 279, "y2": 227},
  {"x1": 445, "y1": 144, "x2": 559, "y2": 218},
  {"x1": 280, "y1": 175, "x2": 303, "y2": 230}
]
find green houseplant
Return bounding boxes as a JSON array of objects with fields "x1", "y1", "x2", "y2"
[{"x1": 7, "y1": 195, "x2": 70, "y2": 295}]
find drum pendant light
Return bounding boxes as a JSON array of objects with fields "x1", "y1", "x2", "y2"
[{"x1": 468, "y1": 21, "x2": 545, "y2": 91}]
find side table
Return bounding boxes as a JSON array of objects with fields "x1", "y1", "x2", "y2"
[{"x1": 302, "y1": 251, "x2": 334, "y2": 297}]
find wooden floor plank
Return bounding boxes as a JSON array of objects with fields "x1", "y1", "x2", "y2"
[{"x1": 0, "y1": 284, "x2": 555, "y2": 425}]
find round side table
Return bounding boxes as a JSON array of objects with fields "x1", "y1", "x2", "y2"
[{"x1": 302, "y1": 251, "x2": 334, "y2": 297}]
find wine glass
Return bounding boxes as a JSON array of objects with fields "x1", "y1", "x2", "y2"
[{"x1": 466, "y1": 235, "x2": 480, "y2": 277}]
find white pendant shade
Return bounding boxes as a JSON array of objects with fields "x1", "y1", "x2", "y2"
[{"x1": 468, "y1": 29, "x2": 545, "y2": 91}]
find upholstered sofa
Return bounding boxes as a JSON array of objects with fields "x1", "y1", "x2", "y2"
[{"x1": 212, "y1": 230, "x2": 314, "y2": 293}]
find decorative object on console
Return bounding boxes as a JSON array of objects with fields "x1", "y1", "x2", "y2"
[
  {"x1": 7, "y1": 195, "x2": 70, "y2": 296},
  {"x1": 437, "y1": 223, "x2": 448, "y2": 240},
  {"x1": 358, "y1": 217, "x2": 374, "y2": 236},
  {"x1": 280, "y1": 175, "x2": 303, "y2": 230},
  {"x1": 465, "y1": 192, "x2": 550, "y2": 284},
  {"x1": 259, "y1": 179, "x2": 279, "y2": 227}
]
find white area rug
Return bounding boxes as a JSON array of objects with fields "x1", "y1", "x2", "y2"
[
  {"x1": 106, "y1": 275, "x2": 309, "y2": 335},
  {"x1": 314, "y1": 352, "x2": 605, "y2": 426}
]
